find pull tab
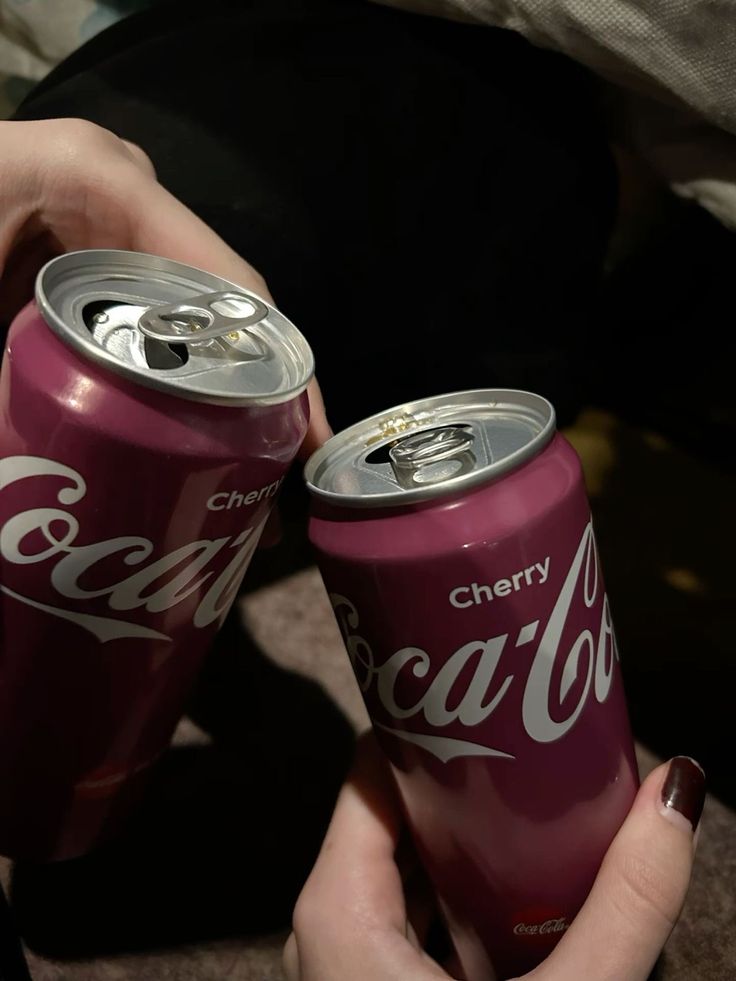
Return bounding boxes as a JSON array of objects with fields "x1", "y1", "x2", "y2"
[
  {"x1": 389, "y1": 427, "x2": 476, "y2": 489},
  {"x1": 138, "y1": 290, "x2": 269, "y2": 344}
]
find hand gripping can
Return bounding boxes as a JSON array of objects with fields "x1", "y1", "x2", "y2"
[
  {"x1": 305, "y1": 390, "x2": 638, "y2": 981},
  {"x1": 0, "y1": 250, "x2": 313, "y2": 861}
]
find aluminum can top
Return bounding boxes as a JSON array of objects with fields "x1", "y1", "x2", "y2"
[
  {"x1": 305, "y1": 389, "x2": 555, "y2": 508},
  {"x1": 36, "y1": 250, "x2": 314, "y2": 406}
]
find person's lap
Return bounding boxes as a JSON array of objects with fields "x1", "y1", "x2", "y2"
[{"x1": 14, "y1": 0, "x2": 617, "y2": 432}]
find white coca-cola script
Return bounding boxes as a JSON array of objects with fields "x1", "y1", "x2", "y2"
[
  {"x1": 330, "y1": 521, "x2": 618, "y2": 761},
  {"x1": 0, "y1": 456, "x2": 266, "y2": 643}
]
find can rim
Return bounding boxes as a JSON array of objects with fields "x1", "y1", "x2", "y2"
[
  {"x1": 35, "y1": 250, "x2": 314, "y2": 407},
  {"x1": 305, "y1": 389, "x2": 557, "y2": 508}
]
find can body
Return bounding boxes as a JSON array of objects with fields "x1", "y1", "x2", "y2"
[
  {"x1": 309, "y1": 431, "x2": 638, "y2": 980},
  {"x1": 0, "y1": 298, "x2": 309, "y2": 860}
]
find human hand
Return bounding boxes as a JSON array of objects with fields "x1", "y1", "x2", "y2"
[
  {"x1": 0, "y1": 118, "x2": 330, "y2": 455},
  {"x1": 284, "y1": 734, "x2": 704, "y2": 981}
]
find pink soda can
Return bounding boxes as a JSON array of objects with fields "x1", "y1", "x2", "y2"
[
  {"x1": 0, "y1": 250, "x2": 312, "y2": 861},
  {"x1": 305, "y1": 390, "x2": 639, "y2": 981}
]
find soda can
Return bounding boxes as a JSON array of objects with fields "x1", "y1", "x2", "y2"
[
  {"x1": 0, "y1": 250, "x2": 313, "y2": 861},
  {"x1": 305, "y1": 390, "x2": 638, "y2": 981}
]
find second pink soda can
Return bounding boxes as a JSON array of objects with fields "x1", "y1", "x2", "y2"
[
  {"x1": 305, "y1": 390, "x2": 639, "y2": 981},
  {"x1": 0, "y1": 250, "x2": 312, "y2": 861}
]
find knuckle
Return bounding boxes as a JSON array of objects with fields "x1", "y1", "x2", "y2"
[
  {"x1": 39, "y1": 119, "x2": 150, "y2": 186},
  {"x1": 38, "y1": 119, "x2": 117, "y2": 185},
  {"x1": 35, "y1": 119, "x2": 157, "y2": 224},
  {"x1": 614, "y1": 849, "x2": 683, "y2": 932},
  {"x1": 121, "y1": 139, "x2": 156, "y2": 178},
  {"x1": 48, "y1": 117, "x2": 113, "y2": 152}
]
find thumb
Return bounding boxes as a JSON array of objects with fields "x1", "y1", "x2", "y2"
[{"x1": 529, "y1": 757, "x2": 704, "y2": 981}]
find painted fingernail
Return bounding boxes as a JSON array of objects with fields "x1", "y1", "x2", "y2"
[{"x1": 661, "y1": 757, "x2": 706, "y2": 832}]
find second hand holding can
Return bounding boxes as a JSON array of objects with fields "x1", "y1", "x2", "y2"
[{"x1": 305, "y1": 389, "x2": 639, "y2": 981}]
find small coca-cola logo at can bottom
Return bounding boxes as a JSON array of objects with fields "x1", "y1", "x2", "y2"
[{"x1": 512, "y1": 908, "x2": 570, "y2": 942}]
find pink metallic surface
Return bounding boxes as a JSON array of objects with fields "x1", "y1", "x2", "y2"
[
  {"x1": 310, "y1": 432, "x2": 638, "y2": 980},
  {"x1": 0, "y1": 302, "x2": 309, "y2": 861}
]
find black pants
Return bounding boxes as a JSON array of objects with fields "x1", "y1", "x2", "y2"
[{"x1": 14, "y1": 0, "x2": 617, "y2": 433}]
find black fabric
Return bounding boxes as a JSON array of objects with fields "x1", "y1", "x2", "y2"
[{"x1": 14, "y1": 0, "x2": 617, "y2": 431}]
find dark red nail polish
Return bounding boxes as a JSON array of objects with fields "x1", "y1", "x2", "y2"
[{"x1": 661, "y1": 757, "x2": 706, "y2": 831}]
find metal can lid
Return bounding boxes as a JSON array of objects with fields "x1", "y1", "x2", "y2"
[
  {"x1": 304, "y1": 390, "x2": 556, "y2": 508},
  {"x1": 36, "y1": 250, "x2": 313, "y2": 406}
]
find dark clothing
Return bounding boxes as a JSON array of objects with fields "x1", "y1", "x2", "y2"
[
  {"x1": 14, "y1": 0, "x2": 616, "y2": 431},
  {"x1": 13, "y1": 0, "x2": 734, "y2": 461}
]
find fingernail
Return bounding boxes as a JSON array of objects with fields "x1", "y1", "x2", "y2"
[{"x1": 660, "y1": 757, "x2": 706, "y2": 832}]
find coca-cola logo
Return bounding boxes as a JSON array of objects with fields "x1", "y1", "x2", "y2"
[
  {"x1": 330, "y1": 521, "x2": 618, "y2": 760},
  {"x1": 0, "y1": 456, "x2": 265, "y2": 643},
  {"x1": 513, "y1": 917, "x2": 569, "y2": 937}
]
